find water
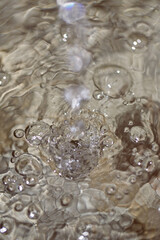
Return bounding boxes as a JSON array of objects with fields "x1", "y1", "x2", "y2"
[{"x1": 0, "y1": 0, "x2": 160, "y2": 239}]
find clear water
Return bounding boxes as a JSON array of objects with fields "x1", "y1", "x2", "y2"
[{"x1": 0, "y1": 0, "x2": 160, "y2": 239}]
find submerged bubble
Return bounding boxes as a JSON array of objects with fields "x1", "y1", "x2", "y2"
[
  {"x1": 105, "y1": 184, "x2": 117, "y2": 195},
  {"x1": 15, "y1": 154, "x2": 42, "y2": 176},
  {"x1": 93, "y1": 65, "x2": 133, "y2": 98},
  {"x1": 15, "y1": 202, "x2": 23, "y2": 212},
  {"x1": 59, "y1": 2, "x2": 86, "y2": 24}
]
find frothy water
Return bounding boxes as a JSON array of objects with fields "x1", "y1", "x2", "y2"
[{"x1": 0, "y1": 0, "x2": 160, "y2": 239}]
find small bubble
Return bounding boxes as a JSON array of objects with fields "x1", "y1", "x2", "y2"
[
  {"x1": 6, "y1": 183, "x2": 16, "y2": 192},
  {"x1": 18, "y1": 183, "x2": 24, "y2": 192},
  {"x1": 124, "y1": 127, "x2": 129, "y2": 133},
  {"x1": 105, "y1": 184, "x2": 117, "y2": 195},
  {"x1": 25, "y1": 175, "x2": 38, "y2": 187},
  {"x1": 130, "y1": 126, "x2": 147, "y2": 143},
  {"x1": 128, "y1": 120, "x2": 133, "y2": 126},
  {"x1": 0, "y1": 219, "x2": 11, "y2": 234},
  {"x1": 14, "y1": 129, "x2": 24, "y2": 138},
  {"x1": 152, "y1": 142, "x2": 159, "y2": 152},
  {"x1": 15, "y1": 202, "x2": 23, "y2": 212},
  {"x1": 93, "y1": 90, "x2": 104, "y2": 100},
  {"x1": 102, "y1": 136, "x2": 114, "y2": 148},
  {"x1": 2, "y1": 175, "x2": 11, "y2": 185},
  {"x1": 12, "y1": 150, "x2": 21, "y2": 158},
  {"x1": 25, "y1": 122, "x2": 50, "y2": 145},
  {"x1": 27, "y1": 204, "x2": 41, "y2": 220},
  {"x1": 60, "y1": 193, "x2": 73, "y2": 206},
  {"x1": 129, "y1": 175, "x2": 137, "y2": 184},
  {"x1": 0, "y1": 72, "x2": 10, "y2": 87}
]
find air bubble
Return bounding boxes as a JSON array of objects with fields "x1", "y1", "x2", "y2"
[
  {"x1": 25, "y1": 121, "x2": 50, "y2": 146},
  {"x1": 15, "y1": 154, "x2": 42, "y2": 176},
  {"x1": 93, "y1": 65, "x2": 133, "y2": 98},
  {"x1": 0, "y1": 218, "x2": 12, "y2": 234},
  {"x1": 127, "y1": 32, "x2": 148, "y2": 52},
  {"x1": 101, "y1": 136, "x2": 114, "y2": 148},
  {"x1": 14, "y1": 129, "x2": 24, "y2": 138},
  {"x1": 105, "y1": 184, "x2": 117, "y2": 195},
  {"x1": 27, "y1": 204, "x2": 41, "y2": 220},
  {"x1": 15, "y1": 202, "x2": 23, "y2": 212},
  {"x1": 93, "y1": 90, "x2": 104, "y2": 100},
  {"x1": 130, "y1": 126, "x2": 147, "y2": 143},
  {"x1": 0, "y1": 72, "x2": 10, "y2": 87},
  {"x1": 60, "y1": 193, "x2": 73, "y2": 206},
  {"x1": 129, "y1": 175, "x2": 137, "y2": 184}
]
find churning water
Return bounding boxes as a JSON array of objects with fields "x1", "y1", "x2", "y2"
[{"x1": 0, "y1": 0, "x2": 160, "y2": 239}]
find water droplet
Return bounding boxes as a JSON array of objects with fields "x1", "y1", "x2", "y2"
[
  {"x1": 93, "y1": 65, "x2": 132, "y2": 98},
  {"x1": 27, "y1": 204, "x2": 41, "y2": 220},
  {"x1": 18, "y1": 183, "x2": 24, "y2": 192},
  {"x1": 15, "y1": 154, "x2": 42, "y2": 176},
  {"x1": 93, "y1": 90, "x2": 104, "y2": 100},
  {"x1": 0, "y1": 72, "x2": 10, "y2": 87},
  {"x1": 60, "y1": 193, "x2": 73, "y2": 206},
  {"x1": 119, "y1": 214, "x2": 133, "y2": 229},
  {"x1": 6, "y1": 183, "x2": 16, "y2": 192},
  {"x1": 59, "y1": 2, "x2": 86, "y2": 24},
  {"x1": 130, "y1": 126, "x2": 147, "y2": 143},
  {"x1": 105, "y1": 184, "x2": 117, "y2": 195},
  {"x1": 25, "y1": 122, "x2": 50, "y2": 145},
  {"x1": 14, "y1": 129, "x2": 24, "y2": 138}
]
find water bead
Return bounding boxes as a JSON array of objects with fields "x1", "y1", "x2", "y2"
[
  {"x1": 93, "y1": 65, "x2": 133, "y2": 98},
  {"x1": 15, "y1": 154, "x2": 42, "y2": 176},
  {"x1": 15, "y1": 202, "x2": 23, "y2": 212},
  {"x1": 59, "y1": 2, "x2": 86, "y2": 24},
  {"x1": 25, "y1": 175, "x2": 38, "y2": 186}
]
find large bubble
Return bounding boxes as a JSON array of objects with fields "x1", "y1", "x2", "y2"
[{"x1": 93, "y1": 64, "x2": 133, "y2": 98}]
